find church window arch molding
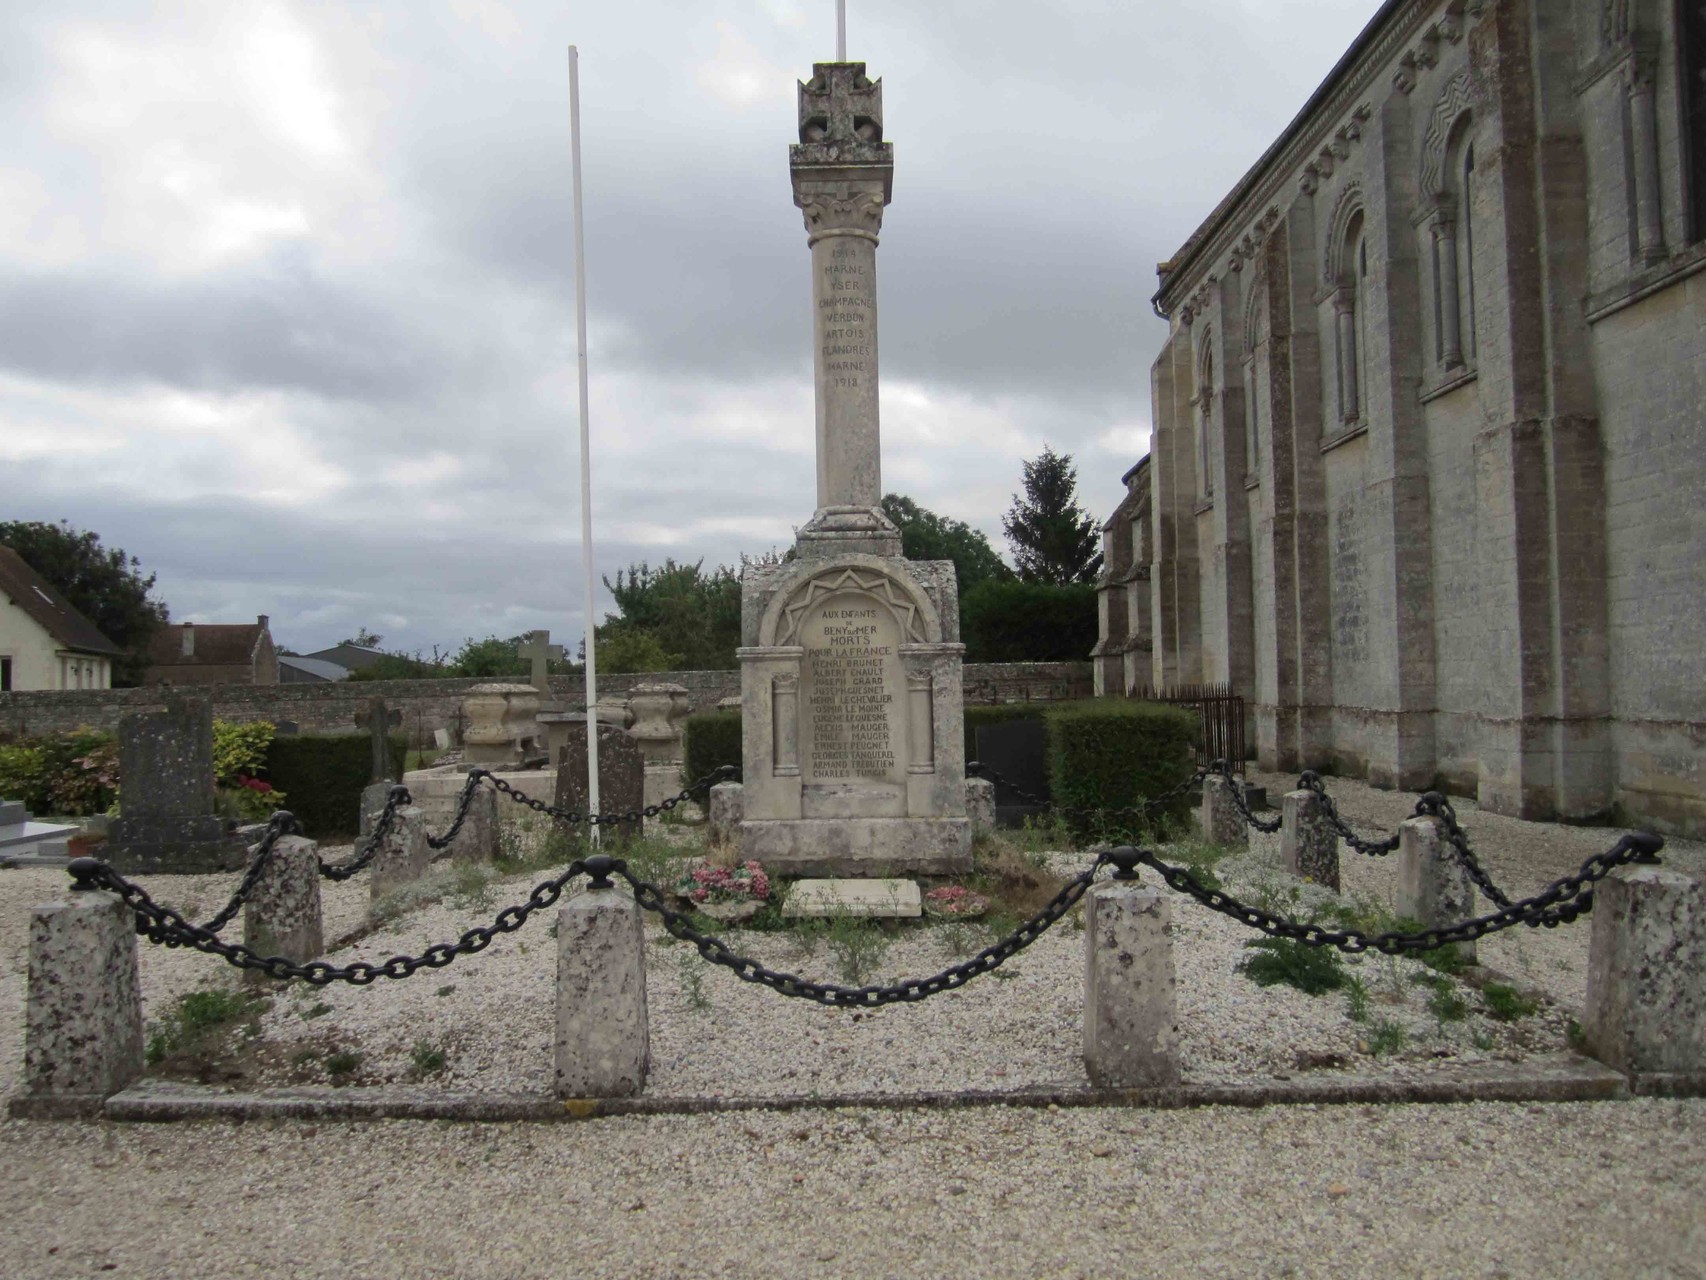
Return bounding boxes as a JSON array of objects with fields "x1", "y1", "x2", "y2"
[
  {"x1": 1241, "y1": 266, "x2": 1269, "y2": 479},
  {"x1": 1192, "y1": 334, "x2": 1216, "y2": 501},
  {"x1": 1322, "y1": 184, "x2": 1369, "y2": 427},
  {"x1": 1418, "y1": 71, "x2": 1479, "y2": 375}
]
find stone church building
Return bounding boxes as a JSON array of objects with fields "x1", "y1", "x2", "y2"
[{"x1": 1097, "y1": 0, "x2": 1705, "y2": 835}]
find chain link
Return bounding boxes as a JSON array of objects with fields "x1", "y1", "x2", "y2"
[
  {"x1": 1128, "y1": 827, "x2": 1663, "y2": 954},
  {"x1": 193, "y1": 810, "x2": 300, "y2": 934},
  {"x1": 1296, "y1": 770, "x2": 1402, "y2": 855},
  {"x1": 1205, "y1": 760, "x2": 1283, "y2": 833}
]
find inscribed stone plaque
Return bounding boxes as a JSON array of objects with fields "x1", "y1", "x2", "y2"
[
  {"x1": 554, "y1": 726, "x2": 645, "y2": 847},
  {"x1": 799, "y1": 592, "x2": 907, "y2": 817}
]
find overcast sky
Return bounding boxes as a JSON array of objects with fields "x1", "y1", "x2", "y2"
[{"x1": 0, "y1": 0, "x2": 1377, "y2": 658}]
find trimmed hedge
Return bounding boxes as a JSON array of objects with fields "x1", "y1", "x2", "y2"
[
  {"x1": 682, "y1": 711, "x2": 741, "y2": 788},
  {"x1": 1043, "y1": 698, "x2": 1198, "y2": 837},
  {"x1": 960, "y1": 579, "x2": 1097, "y2": 662},
  {"x1": 962, "y1": 703, "x2": 1047, "y2": 764},
  {"x1": 265, "y1": 733, "x2": 407, "y2": 839}
]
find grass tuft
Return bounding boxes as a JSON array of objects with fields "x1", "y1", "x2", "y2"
[
  {"x1": 1236, "y1": 937, "x2": 1345, "y2": 995},
  {"x1": 1481, "y1": 982, "x2": 1540, "y2": 1022}
]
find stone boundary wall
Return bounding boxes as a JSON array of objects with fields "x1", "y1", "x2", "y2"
[{"x1": 0, "y1": 663, "x2": 1094, "y2": 745}]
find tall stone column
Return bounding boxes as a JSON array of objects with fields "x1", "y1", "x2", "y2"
[{"x1": 791, "y1": 62, "x2": 901, "y2": 560}]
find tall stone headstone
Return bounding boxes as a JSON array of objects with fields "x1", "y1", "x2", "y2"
[
  {"x1": 736, "y1": 58, "x2": 970, "y2": 877},
  {"x1": 555, "y1": 725, "x2": 645, "y2": 847},
  {"x1": 108, "y1": 694, "x2": 244, "y2": 874}
]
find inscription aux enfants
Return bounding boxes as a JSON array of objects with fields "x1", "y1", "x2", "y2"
[
  {"x1": 818, "y1": 246, "x2": 872, "y2": 388},
  {"x1": 803, "y1": 603, "x2": 902, "y2": 782}
]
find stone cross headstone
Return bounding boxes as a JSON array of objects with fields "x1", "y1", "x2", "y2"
[
  {"x1": 517, "y1": 629, "x2": 566, "y2": 698},
  {"x1": 108, "y1": 693, "x2": 244, "y2": 874},
  {"x1": 354, "y1": 697, "x2": 402, "y2": 784},
  {"x1": 555, "y1": 725, "x2": 644, "y2": 847}
]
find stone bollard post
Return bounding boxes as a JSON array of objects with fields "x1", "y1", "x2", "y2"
[
  {"x1": 1582, "y1": 863, "x2": 1705, "y2": 1077},
  {"x1": 708, "y1": 782, "x2": 744, "y2": 849},
  {"x1": 370, "y1": 805, "x2": 430, "y2": 904},
  {"x1": 1396, "y1": 815, "x2": 1475, "y2": 960},
  {"x1": 1199, "y1": 774, "x2": 1248, "y2": 850},
  {"x1": 555, "y1": 883, "x2": 650, "y2": 1098},
  {"x1": 446, "y1": 787, "x2": 499, "y2": 864},
  {"x1": 1083, "y1": 877, "x2": 1180, "y2": 1088},
  {"x1": 16, "y1": 885, "x2": 144, "y2": 1115},
  {"x1": 243, "y1": 835, "x2": 324, "y2": 983},
  {"x1": 965, "y1": 777, "x2": 996, "y2": 842},
  {"x1": 1280, "y1": 790, "x2": 1340, "y2": 891}
]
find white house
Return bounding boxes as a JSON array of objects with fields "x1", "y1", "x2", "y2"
[{"x1": 0, "y1": 545, "x2": 123, "y2": 691}]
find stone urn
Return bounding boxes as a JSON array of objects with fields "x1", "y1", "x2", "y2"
[
  {"x1": 461, "y1": 683, "x2": 542, "y2": 767},
  {"x1": 626, "y1": 682, "x2": 689, "y2": 766},
  {"x1": 594, "y1": 692, "x2": 634, "y2": 728}
]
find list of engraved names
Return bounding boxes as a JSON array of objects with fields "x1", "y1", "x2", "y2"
[
  {"x1": 818, "y1": 244, "x2": 872, "y2": 391},
  {"x1": 805, "y1": 601, "x2": 898, "y2": 781}
]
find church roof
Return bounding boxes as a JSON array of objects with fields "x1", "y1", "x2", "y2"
[{"x1": 0, "y1": 545, "x2": 124, "y2": 656}]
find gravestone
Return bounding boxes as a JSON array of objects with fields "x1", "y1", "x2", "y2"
[
  {"x1": 554, "y1": 725, "x2": 645, "y2": 847},
  {"x1": 735, "y1": 57, "x2": 970, "y2": 877},
  {"x1": 517, "y1": 629, "x2": 566, "y2": 699},
  {"x1": 974, "y1": 719, "x2": 1049, "y2": 828},
  {"x1": 355, "y1": 698, "x2": 403, "y2": 839},
  {"x1": 107, "y1": 694, "x2": 245, "y2": 874}
]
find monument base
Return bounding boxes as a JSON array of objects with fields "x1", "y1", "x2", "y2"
[
  {"x1": 106, "y1": 816, "x2": 247, "y2": 875},
  {"x1": 738, "y1": 816, "x2": 971, "y2": 877}
]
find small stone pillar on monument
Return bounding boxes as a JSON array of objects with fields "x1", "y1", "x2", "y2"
[
  {"x1": 735, "y1": 51, "x2": 970, "y2": 877},
  {"x1": 15, "y1": 877, "x2": 144, "y2": 1115},
  {"x1": 1083, "y1": 863, "x2": 1180, "y2": 1088},
  {"x1": 243, "y1": 833, "x2": 325, "y2": 983},
  {"x1": 369, "y1": 804, "x2": 430, "y2": 904},
  {"x1": 1280, "y1": 788, "x2": 1340, "y2": 891},
  {"x1": 1396, "y1": 811, "x2": 1475, "y2": 961},
  {"x1": 1199, "y1": 774, "x2": 1248, "y2": 850},
  {"x1": 555, "y1": 871, "x2": 650, "y2": 1098},
  {"x1": 1582, "y1": 859, "x2": 1704, "y2": 1078}
]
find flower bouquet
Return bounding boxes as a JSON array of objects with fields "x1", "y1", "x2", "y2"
[
  {"x1": 675, "y1": 860, "x2": 772, "y2": 924},
  {"x1": 922, "y1": 885, "x2": 989, "y2": 921}
]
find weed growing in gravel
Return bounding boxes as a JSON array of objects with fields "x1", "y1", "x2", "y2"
[
  {"x1": 410, "y1": 1041, "x2": 448, "y2": 1076},
  {"x1": 999, "y1": 813, "x2": 1077, "y2": 857},
  {"x1": 449, "y1": 861, "x2": 495, "y2": 910},
  {"x1": 1414, "y1": 972, "x2": 1468, "y2": 1026},
  {"x1": 1165, "y1": 836, "x2": 1233, "y2": 892},
  {"x1": 1481, "y1": 983, "x2": 1540, "y2": 1022},
  {"x1": 938, "y1": 920, "x2": 977, "y2": 958},
  {"x1": 1471, "y1": 1030, "x2": 1496, "y2": 1051},
  {"x1": 324, "y1": 1050, "x2": 362, "y2": 1081},
  {"x1": 1416, "y1": 938, "x2": 1470, "y2": 976},
  {"x1": 826, "y1": 914, "x2": 891, "y2": 986},
  {"x1": 1236, "y1": 937, "x2": 1345, "y2": 995},
  {"x1": 436, "y1": 985, "x2": 456, "y2": 998},
  {"x1": 302, "y1": 1002, "x2": 333, "y2": 1021},
  {"x1": 676, "y1": 949, "x2": 711, "y2": 1012},
  {"x1": 1343, "y1": 974, "x2": 1371, "y2": 1023},
  {"x1": 616, "y1": 833, "x2": 689, "y2": 888},
  {"x1": 1367, "y1": 1019, "x2": 1408, "y2": 1057},
  {"x1": 145, "y1": 988, "x2": 266, "y2": 1065}
]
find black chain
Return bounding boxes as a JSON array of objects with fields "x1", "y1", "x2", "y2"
[
  {"x1": 965, "y1": 760, "x2": 1206, "y2": 831},
  {"x1": 1124, "y1": 827, "x2": 1663, "y2": 954},
  {"x1": 194, "y1": 810, "x2": 301, "y2": 934},
  {"x1": 316, "y1": 785, "x2": 409, "y2": 882},
  {"x1": 1296, "y1": 771, "x2": 1402, "y2": 855},
  {"x1": 425, "y1": 772, "x2": 485, "y2": 851},
  {"x1": 617, "y1": 858, "x2": 1099, "y2": 1009},
  {"x1": 1412, "y1": 791, "x2": 1515, "y2": 910},
  {"x1": 1205, "y1": 760, "x2": 1282, "y2": 833},
  {"x1": 483, "y1": 763, "x2": 740, "y2": 828}
]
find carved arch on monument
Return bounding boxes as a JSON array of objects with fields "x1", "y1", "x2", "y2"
[{"x1": 760, "y1": 556, "x2": 942, "y2": 648}]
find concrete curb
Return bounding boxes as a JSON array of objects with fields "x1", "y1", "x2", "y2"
[{"x1": 17, "y1": 1053, "x2": 1672, "y2": 1125}]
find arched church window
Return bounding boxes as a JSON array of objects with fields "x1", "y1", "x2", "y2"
[
  {"x1": 1333, "y1": 211, "x2": 1366, "y2": 425},
  {"x1": 1196, "y1": 345, "x2": 1215, "y2": 500},
  {"x1": 1432, "y1": 117, "x2": 1477, "y2": 372}
]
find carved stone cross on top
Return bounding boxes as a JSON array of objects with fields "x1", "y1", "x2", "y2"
[
  {"x1": 354, "y1": 697, "x2": 402, "y2": 783},
  {"x1": 517, "y1": 629, "x2": 566, "y2": 696},
  {"x1": 799, "y1": 63, "x2": 883, "y2": 145}
]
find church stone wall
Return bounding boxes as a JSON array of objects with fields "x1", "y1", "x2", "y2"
[{"x1": 1128, "y1": 0, "x2": 1705, "y2": 836}]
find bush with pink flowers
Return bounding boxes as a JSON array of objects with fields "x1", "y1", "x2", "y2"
[
  {"x1": 675, "y1": 860, "x2": 771, "y2": 906},
  {"x1": 923, "y1": 885, "x2": 989, "y2": 919}
]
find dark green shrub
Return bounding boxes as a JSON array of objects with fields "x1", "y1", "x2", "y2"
[
  {"x1": 963, "y1": 703, "x2": 1047, "y2": 763},
  {"x1": 264, "y1": 733, "x2": 406, "y2": 839},
  {"x1": 1042, "y1": 698, "x2": 1197, "y2": 837},
  {"x1": 682, "y1": 711, "x2": 741, "y2": 788},
  {"x1": 1236, "y1": 937, "x2": 1345, "y2": 995},
  {"x1": 960, "y1": 579, "x2": 1097, "y2": 662}
]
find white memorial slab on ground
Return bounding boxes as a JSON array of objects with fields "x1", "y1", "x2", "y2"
[
  {"x1": 0, "y1": 801, "x2": 75, "y2": 868},
  {"x1": 781, "y1": 877, "x2": 922, "y2": 918}
]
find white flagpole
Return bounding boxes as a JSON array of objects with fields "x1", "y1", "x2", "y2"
[
  {"x1": 836, "y1": 0, "x2": 846, "y2": 59},
  {"x1": 569, "y1": 45, "x2": 601, "y2": 840}
]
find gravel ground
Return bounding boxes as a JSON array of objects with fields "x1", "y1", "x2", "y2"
[
  {"x1": 1, "y1": 1098, "x2": 1702, "y2": 1279},
  {"x1": 2, "y1": 781, "x2": 1703, "y2": 1278},
  {"x1": 3, "y1": 775, "x2": 1700, "y2": 1101}
]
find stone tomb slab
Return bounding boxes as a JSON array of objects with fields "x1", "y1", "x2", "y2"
[{"x1": 782, "y1": 878, "x2": 921, "y2": 919}]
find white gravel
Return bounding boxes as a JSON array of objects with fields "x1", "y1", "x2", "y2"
[{"x1": 8, "y1": 771, "x2": 1694, "y2": 1101}]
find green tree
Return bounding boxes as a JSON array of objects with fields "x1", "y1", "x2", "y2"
[
  {"x1": 598, "y1": 560, "x2": 742, "y2": 671},
  {"x1": 446, "y1": 635, "x2": 530, "y2": 679},
  {"x1": 0, "y1": 520, "x2": 170, "y2": 686},
  {"x1": 880, "y1": 494, "x2": 1013, "y2": 594},
  {"x1": 596, "y1": 628, "x2": 683, "y2": 674},
  {"x1": 960, "y1": 579, "x2": 1098, "y2": 662},
  {"x1": 340, "y1": 627, "x2": 384, "y2": 648},
  {"x1": 1001, "y1": 446, "x2": 1104, "y2": 585}
]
